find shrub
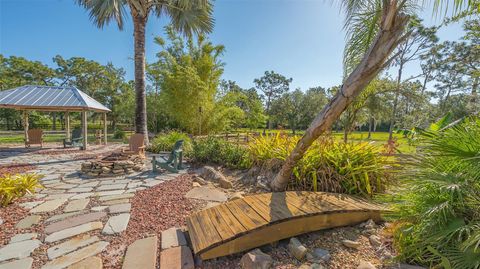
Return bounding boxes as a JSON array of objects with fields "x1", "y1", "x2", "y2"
[
  {"x1": 390, "y1": 117, "x2": 480, "y2": 269},
  {"x1": 0, "y1": 173, "x2": 43, "y2": 207},
  {"x1": 149, "y1": 131, "x2": 192, "y2": 154},
  {"x1": 113, "y1": 129, "x2": 126, "y2": 140},
  {"x1": 192, "y1": 137, "x2": 251, "y2": 169},
  {"x1": 248, "y1": 133, "x2": 393, "y2": 196}
]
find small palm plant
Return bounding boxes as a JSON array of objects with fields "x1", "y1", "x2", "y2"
[{"x1": 391, "y1": 117, "x2": 480, "y2": 269}]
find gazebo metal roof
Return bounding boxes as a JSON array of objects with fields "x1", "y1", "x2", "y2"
[{"x1": 0, "y1": 85, "x2": 110, "y2": 112}]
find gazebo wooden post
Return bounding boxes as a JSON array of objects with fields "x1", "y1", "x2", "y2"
[
  {"x1": 103, "y1": 112, "x2": 107, "y2": 145},
  {"x1": 82, "y1": 111, "x2": 88, "y2": 150},
  {"x1": 65, "y1": 111, "x2": 70, "y2": 142},
  {"x1": 23, "y1": 110, "x2": 29, "y2": 146}
]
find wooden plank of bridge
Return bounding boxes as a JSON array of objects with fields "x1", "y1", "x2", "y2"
[{"x1": 186, "y1": 191, "x2": 386, "y2": 260}]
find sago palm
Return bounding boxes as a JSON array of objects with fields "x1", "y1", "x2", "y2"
[
  {"x1": 76, "y1": 0, "x2": 214, "y2": 144},
  {"x1": 272, "y1": 0, "x2": 478, "y2": 190}
]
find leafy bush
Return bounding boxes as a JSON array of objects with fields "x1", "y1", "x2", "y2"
[
  {"x1": 192, "y1": 137, "x2": 251, "y2": 169},
  {"x1": 149, "y1": 131, "x2": 192, "y2": 154},
  {"x1": 113, "y1": 129, "x2": 126, "y2": 140},
  {"x1": 391, "y1": 117, "x2": 480, "y2": 269},
  {"x1": 248, "y1": 133, "x2": 393, "y2": 196},
  {"x1": 0, "y1": 173, "x2": 43, "y2": 207}
]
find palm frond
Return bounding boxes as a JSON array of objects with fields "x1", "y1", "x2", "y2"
[{"x1": 76, "y1": 0, "x2": 128, "y2": 30}]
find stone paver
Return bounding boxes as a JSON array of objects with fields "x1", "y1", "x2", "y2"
[
  {"x1": 95, "y1": 190, "x2": 125, "y2": 197},
  {"x1": 0, "y1": 257, "x2": 33, "y2": 269},
  {"x1": 47, "y1": 235, "x2": 99, "y2": 260},
  {"x1": 159, "y1": 246, "x2": 194, "y2": 269},
  {"x1": 102, "y1": 213, "x2": 130, "y2": 235},
  {"x1": 185, "y1": 187, "x2": 227, "y2": 202},
  {"x1": 67, "y1": 256, "x2": 102, "y2": 269},
  {"x1": 45, "y1": 212, "x2": 107, "y2": 234},
  {"x1": 77, "y1": 182, "x2": 99, "y2": 188},
  {"x1": 102, "y1": 198, "x2": 130, "y2": 205},
  {"x1": 96, "y1": 184, "x2": 126, "y2": 191},
  {"x1": 98, "y1": 193, "x2": 134, "y2": 201},
  {"x1": 19, "y1": 201, "x2": 44, "y2": 209},
  {"x1": 45, "y1": 222, "x2": 103, "y2": 243},
  {"x1": 16, "y1": 215, "x2": 42, "y2": 229},
  {"x1": 67, "y1": 187, "x2": 93, "y2": 193},
  {"x1": 161, "y1": 227, "x2": 187, "y2": 250},
  {"x1": 10, "y1": 233, "x2": 38, "y2": 243},
  {"x1": 42, "y1": 241, "x2": 108, "y2": 269},
  {"x1": 31, "y1": 200, "x2": 68, "y2": 214},
  {"x1": 91, "y1": 206, "x2": 108, "y2": 212},
  {"x1": 122, "y1": 236, "x2": 158, "y2": 269},
  {"x1": 45, "y1": 194, "x2": 74, "y2": 200},
  {"x1": 63, "y1": 199, "x2": 90, "y2": 213},
  {"x1": 70, "y1": 193, "x2": 94, "y2": 200},
  {"x1": 0, "y1": 239, "x2": 41, "y2": 262},
  {"x1": 46, "y1": 211, "x2": 84, "y2": 223},
  {"x1": 109, "y1": 203, "x2": 131, "y2": 213},
  {"x1": 142, "y1": 181, "x2": 163, "y2": 187}
]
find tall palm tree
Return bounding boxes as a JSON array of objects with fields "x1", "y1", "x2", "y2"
[
  {"x1": 271, "y1": 0, "x2": 478, "y2": 191},
  {"x1": 76, "y1": 0, "x2": 214, "y2": 144}
]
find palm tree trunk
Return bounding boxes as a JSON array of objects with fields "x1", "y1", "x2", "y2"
[
  {"x1": 133, "y1": 15, "x2": 149, "y2": 144},
  {"x1": 271, "y1": 2, "x2": 409, "y2": 191}
]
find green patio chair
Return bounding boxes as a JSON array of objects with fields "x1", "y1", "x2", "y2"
[
  {"x1": 151, "y1": 140, "x2": 184, "y2": 173},
  {"x1": 63, "y1": 129, "x2": 83, "y2": 148}
]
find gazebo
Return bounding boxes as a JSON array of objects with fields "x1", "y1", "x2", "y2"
[{"x1": 0, "y1": 85, "x2": 111, "y2": 150}]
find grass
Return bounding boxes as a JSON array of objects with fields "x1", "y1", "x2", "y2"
[{"x1": 0, "y1": 133, "x2": 127, "y2": 144}]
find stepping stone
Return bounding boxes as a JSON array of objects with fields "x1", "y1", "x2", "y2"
[
  {"x1": 122, "y1": 236, "x2": 158, "y2": 269},
  {"x1": 109, "y1": 203, "x2": 131, "y2": 214},
  {"x1": 161, "y1": 227, "x2": 187, "y2": 250},
  {"x1": 67, "y1": 256, "x2": 102, "y2": 269},
  {"x1": 0, "y1": 257, "x2": 33, "y2": 269},
  {"x1": 53, "y1": 184, "x2": 78, "y2": 190},
  {"x1": 185, "y1": 187, "x2": 227, "y2": 202},
  {"x1": 46, "y1": 211, "x2": 84, "y2": 223},
  {"x1": 19, "y1": 201, "x2": 44, "y2": 209},
  {"x1": 95, "y1": 190, "x2": 125, "y2": 197},
  {"x1": 67, "y1": 187, "x2": 93, "y2": 193},
  {"x1": 16, "y1": 215, "x2": 42, "y2": 229},
  {"x1": 45, "y1": 212, "x2": 107, "y2": 234},
  {"x1": 42, "y1": 241, "x2": 108, "y2": 269},
  {"x1": 30, "y1": 199, "x2": 67, "y2": 213},
  {"x1": 47, "y1": 235, "x2": 99, "y2": 260},
  {"x1": 0, "y1": 239, "x2": 41, "y2": 261},
  {"x1": 100, "y1": 179, "x2": 129, "y2": 185},
  {"x1": 142, "y1": 181, "x2": 163, "y2": 187},
  {"x1": 64, "y1": 199, "x2": 90, "y2": 213},
  {"x1": 77, "y1": 182, "x2": 99, "y2": 188},
  {"x1": 102, "y1": 213, "x2": 130, "y2": 235},
  {"x1": 10, "y1": 233, "x2": 38, "y2": 243},
  {"x1": 127, "y1": 182, "x2": 143, "y2": 189},
  {"x1": 125, "y1": 187, "x2": 145, "y2": 193},
  {"x1": 70, "y1": 193, "x2": 94, "y2": 200},
  {"x1": 98, "y1": 193, "x2": 134, "y2": 201},
  {"x1": 45, "y1": 194, "x2": 74, "y2": 200},
  {"x1": 102, "y1": 199, "x2": 130, "y2": 206},
  {"x1": 159, "y1": 246, "x2": 194, "y2": 269},
  {"x1": 96, "y1": 184, "x2": 126, "y2": 191},
  {"x1": 91, "y1": 206, "x2": 108, "y2": 212},
  {"x1": 45, "y1": 222, "x2": 103, "y2": 243}
]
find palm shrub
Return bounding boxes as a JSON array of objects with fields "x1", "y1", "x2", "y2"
[
  {"x1": 248, "y1": 134, "x2": 392, "y2": 196},
  {"x1": 191, "y1": 137, "x2": 251, "y2": 169},
  {"x1": 0, "y1": 173, "x2": 43, "y2": 207},
  {"x1": 149, "y1": 131, "x2": 192, "y2": 155},
  {"x1": 391, "y1": 117, "x2": 480, "y2": 269}
]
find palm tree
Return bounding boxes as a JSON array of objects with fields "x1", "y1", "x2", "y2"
[
  {"x1": 76, "y1": 0, "x2": 214, "y2": 144},
  {"x1": 271, "y1": 0, "x2": 477, "y2": 191}
]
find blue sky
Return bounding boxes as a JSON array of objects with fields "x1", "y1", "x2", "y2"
[{"x1": 0, "y1": 0, "x2": 465, "y2": 91}]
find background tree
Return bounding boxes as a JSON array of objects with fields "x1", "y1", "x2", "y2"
[
  {"x1": 77, "y1": 0, "x2": 214, "y2": 143},
  {"x1": 254, "y1": 71, "x2": 292, "y2": 133}
]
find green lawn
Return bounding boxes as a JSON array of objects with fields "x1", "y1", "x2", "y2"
[{"x1": 0, "y1": 133, "x2": 126, "y2": 144}]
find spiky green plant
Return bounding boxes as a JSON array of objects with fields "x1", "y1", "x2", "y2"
[
  {"x1": 390, "y1": 117, "x2": 480, "y2": 269},
  {"x1": 149, "y1": 130, "x2": 193, "y2": 154},
  {"x1": 0, "y1": 173, "x2": 43, "y2": 207}
]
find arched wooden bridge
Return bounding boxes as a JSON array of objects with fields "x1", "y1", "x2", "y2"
[{"x1": 186, "y1": 191, "x2": 386, "y2": 260}]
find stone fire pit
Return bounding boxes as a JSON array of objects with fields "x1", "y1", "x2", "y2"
[{"x1": 81, "y1": 152, "x2": 144, "y2": 177}]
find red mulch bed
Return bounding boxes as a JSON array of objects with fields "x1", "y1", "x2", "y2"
[
  {"x1": 0, "y1": 163, "x2": 36, "y2": 177},
  {"x1": 0, "y1": 203, "x2": 31, "y2": 246},
  {"x1": 101, "y1": 175, "x2": 203, "y2": 269}
]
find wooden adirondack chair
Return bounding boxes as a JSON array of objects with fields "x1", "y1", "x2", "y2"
[
  {"x1": 63, "y1": 129, "x2": 83, "y2": 148},
  {"x1": 122, "y1": 133, "x2": 146, "y2": 157},
  {"x1": 25, "y1": 129, "x2": 43, "y2": 148},
  {"x1": 152, "y1": 140, "x2": 184, "y2": 173}
]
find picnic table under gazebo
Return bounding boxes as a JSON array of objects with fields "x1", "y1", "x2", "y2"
[{"x1": 0, "y1": 85, "x2": 111, "y2": 150}]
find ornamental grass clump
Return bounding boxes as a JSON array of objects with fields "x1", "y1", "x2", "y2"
[
  {"x1": 192, "y1": 136, "x2": 251, "y2": 169},
  {"x1": 0, "y1": 173, "x2": 43, "y2": 207},
  {"x1": 149, "y1": 130, "x2": 193, "y2": 154},
  {"x1": 248, "y1": 133, "x2": 392, "y2": 196},
  {"x1": 390, "y1": 117, "x2": 480, "y2": 269}
]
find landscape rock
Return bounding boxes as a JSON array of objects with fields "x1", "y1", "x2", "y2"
[
  {"x1": 357, "y1": 261, "x2": 377, "y2": 269},
  {"x1": 288, "y1": 237, "x2": 308, "y2": 260},
  {"x1": 122, "y1": 236, "x2": 158, "y2": 269},
  {"x1": 299, "y1": 263, "x2": 325, "y2": 269},
  {"x1": 311, "y1": 248, "x2": 331, "y2": 262},
  {"x1": 160, "y1": 246, "x2": 194, "y2": 269},
  {"x1": 342, "y1": 239, "x2": 361, "y2": 250},
  {"x1": 229, "y1": 192, "x2": 245, "y2": 201},
  {"x1": 0, "y1": 239, "x2": 41, "y2": 261},
  {"x1": 102, "y1": 213, "x2": 130, "y2": 235},
  {"x1": 369, "y1": 235, "x2": 382, "y2": 248},
  {"x1": 161, "y1": 227, "x2": 187, "y2": 250},
  {"x1": 185, "y1": 186, "x2": 227, "y2": 202},
  {"x1": 240, "y1": 248, "x2": 273, "y2": 269},
  {"x1": 199, "y1": 166, "x2": 233, "y2": 189}
]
